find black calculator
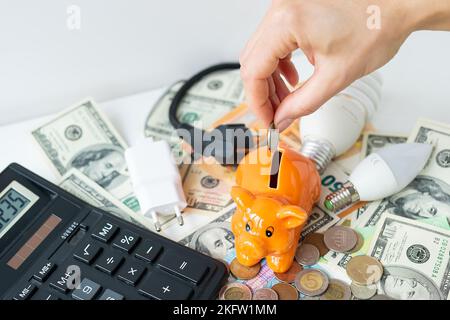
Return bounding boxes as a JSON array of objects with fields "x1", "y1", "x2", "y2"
[{"x1": 0, "y1": 163, "x2": 228, "y2": 300}]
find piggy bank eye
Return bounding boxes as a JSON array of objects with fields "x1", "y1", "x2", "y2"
[
  {"x1": 265, "y1": 226, "x2": 274, "y2": 237},
  {"x1": 245, "y1": 223, "x2": 251, "y2": 232}
]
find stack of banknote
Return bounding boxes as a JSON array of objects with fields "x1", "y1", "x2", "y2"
[{"x1": 31, "y1": 69, "x2": 450, "y2": 300}]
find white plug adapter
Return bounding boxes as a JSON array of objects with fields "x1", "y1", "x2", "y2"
[{"x1": 125, "y1": 138, "x2": 187, "y2": 232}]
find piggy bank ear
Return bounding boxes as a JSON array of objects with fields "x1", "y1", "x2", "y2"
[
  {"x1": 276, "y1": 205, "x2": 308, "y2": 229},
  {"x1": 231, "y1": 186, "x2": 255, "y2": 212}
]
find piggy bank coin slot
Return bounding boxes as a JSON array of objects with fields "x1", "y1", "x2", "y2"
[{"x1": 269, "y1": 151, "x2": 283, "y2": 189}]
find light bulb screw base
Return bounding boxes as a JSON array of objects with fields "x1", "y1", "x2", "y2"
[
  {"x1": 324, "y1": 181, "x2": 360, "y2": 212},
  {"x1": 299, "y1": 139, "x2": 335, "y2": 174}
]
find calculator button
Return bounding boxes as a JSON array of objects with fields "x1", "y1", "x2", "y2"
[
  {"x1": 74, "y1": 241, "x2": 102, "y2": 264},
  {"x1": 50, "y1": 267, "x2": 77, "y2": 293},
  {"x1": 117, "y1": 261, "x2": 146, "y2": 286},
  {"x1": 157, "y1": 251, "x2": 207, "y2": 283},
  {"x1": 134, "y1": 239, "x2": 162, "y2": 263},
  {"x1": 112, "y1": 230, "x2": 140, "y2": 253},
  {"x1": 33, "y1": 261, "x2": 56, "y2": 282},
  {"x1": 91, "y1": 220, "x2": 118, "y2": 243},
  {"x1": 95, "y1": 249, "x2": 124, "y2": 275},
  {"x1": 98, "y1": 289, "x2": 124, "y2": 300},
  {"x1": 31, "y1": 289, "x2": 59, "y2": 300},
  {"x1": 13, "y1": 283, "x2": 37, "y2": 300},
  {"x1": 72, "y1": 278, "x2": 101, "y2": 300},
  {"x1": 138, "y1": 271, "x2": 193, "y2": 300}
]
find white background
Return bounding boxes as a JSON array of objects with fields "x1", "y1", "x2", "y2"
[
  {"x1": 0, "y1": 2, "x2": 449, "y2": 134},
  {"x1": 0, "y1": 0, "x2": 269, "y2": 125}
]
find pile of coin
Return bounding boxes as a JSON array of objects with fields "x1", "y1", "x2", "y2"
[{"x1": 219, "y1": 228, "x2": 390, "y2": 301}]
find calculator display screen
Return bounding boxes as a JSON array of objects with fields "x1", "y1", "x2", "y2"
[{"x1": 0, "y1": 182, "x2": 39, "y2": 239}]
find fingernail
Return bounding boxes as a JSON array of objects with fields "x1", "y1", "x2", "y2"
[{"x1": 275, "y1": 118, "x2": 294, "y2": 132}]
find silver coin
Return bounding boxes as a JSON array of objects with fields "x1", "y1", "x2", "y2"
[
  {"x1": 253, "y1": 288, "x2": 279, "y2": 300},
  {"x1": 323, "y1": 226, "x2": 358, "y2": 253},
  {"x1": 300, "y1": 295, "x2": 320, "y2": 300},
  {"x1": 370, "y1": 294, "x2": 395, "y2": 300},
  {"x1": 350, "y1": 282, "x2": 377, "y2": 300},
  {"x1": 295, "y1": 244, "x2": 320, "y2": 266}
]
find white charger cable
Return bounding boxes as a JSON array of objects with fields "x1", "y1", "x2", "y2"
[{"x1": 125, "y1": 138, "x2": 187, "y2": 232}]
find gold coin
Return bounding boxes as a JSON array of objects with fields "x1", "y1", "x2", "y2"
[
  {"x1": 222, "y1": 283, "x2": 252, "y2": 300},
  {"x1": 346, "y1": 255, "x2": 383, "y2": 285},
  {"x1": 319, "y1": 279, "x2": 351, "y2": 300},
  {"x1": 271, "y1": 283, "x2": 299, "y2": 300},
  {"x1": 274, "y1": 261, "x2": 303, "y2": 283},
  {"x1": 302, "y1": 232, "x2": 329, "y2": 256},
  {"x1": 295, "y1": 269, "x2": 329, "y2": 296},
  {"x1": 229, "y1": 258, "x2": 261, "y2": 280}
]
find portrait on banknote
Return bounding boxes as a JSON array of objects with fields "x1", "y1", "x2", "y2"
[
  {"x1": 189, "y1": 222, "x2": 235, "y2": 260},
  {"x1": 369, "y1": 175, "x2": 450, "y2": 223},
  {"x1": 378, "y1": 265, "x2": 443, "y2": 300},
  {"x1": 70, "y1": 145, "x2": 128, "y2": 190}
]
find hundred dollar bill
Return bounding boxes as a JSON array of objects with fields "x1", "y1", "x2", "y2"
[
  {"x1": 322, "y1": 215, "x2": 450, "y2": 278},
  {"x1": 144, "y1": 70, "x2": 244, "y2": 161},
  {"x1": 179, "y1": 164, "x2": 233, "y2": 214},
  {"x1": 368, "y1": 214, "x2": 450, "y2": 300},
  {"x1": 361, "y1": 132, "x2": 407, "y2": 158},
  {"x1": 179, "y1": 204, "x2": 236, "y2": 258},
  {"x1": 357, "y1": 118, "x2": 450, "y2": 228},
  {"x1": 32, "y1": 99, "x2": 139, "y2": 212},
  {"x1": 59, "y1": 169, "x2": 155, "y2": 231}
]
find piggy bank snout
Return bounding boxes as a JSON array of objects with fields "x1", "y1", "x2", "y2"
[{"x1": 235, "y1": 234, "x2": 267, "y2": 264}]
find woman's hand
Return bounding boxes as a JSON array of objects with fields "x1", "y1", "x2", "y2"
[{"x1": 239, "y1": 0, "x2": 447, "y2": 131}]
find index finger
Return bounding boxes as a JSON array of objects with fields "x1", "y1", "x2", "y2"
[{"x1": 240, "y1": 27, "x2": 295, "y2": 127}]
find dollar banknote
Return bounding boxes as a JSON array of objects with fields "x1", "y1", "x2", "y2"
[
  {"x1": 301, "y1": 206, "x2": 340, "y2": 238},
  {"x1": 357, "y1": 119, "x2": 450, "y2": 228},
  {"x1": 179, "y1": 164, "x2": 233, "y2": 214},
  {"x1": 59, "y1": 169, "x2": 153, "y2": 230},
  {"x1": 179, "y1": 204, "x2": 236, "y2": 260},
  {"x1": 32, "y1": 99, "x2": 139, "y2": 212},
  {"x1": 361, "y1": 132, "x2": 407, "y2": 158},
  {"x1": 144, "y1": 70, "x2": 244, "y2": 161},
  {"x1": 368, "y1": 213, "x2": 450, "y2": 300}
]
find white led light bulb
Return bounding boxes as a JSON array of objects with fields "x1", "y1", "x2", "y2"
[
  {"x1": 324, "y1": 143, "x2": 433, "y2": 212},
  {"x1": 299, "y1": 72, "x2": 382, "y2": 173}
]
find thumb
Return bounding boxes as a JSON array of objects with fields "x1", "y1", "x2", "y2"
[{"x1": 274, "y1": 64, "x2": 349, "y2": 130}]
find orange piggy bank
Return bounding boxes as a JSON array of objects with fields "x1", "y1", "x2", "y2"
[{"x1": 231, "y1": 145, "x2": 321, "y2": 273}]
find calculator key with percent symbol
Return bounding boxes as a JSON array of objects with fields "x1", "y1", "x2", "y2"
[{"x1": 0, "y1": 163, "x2": 229, "y2": 300}]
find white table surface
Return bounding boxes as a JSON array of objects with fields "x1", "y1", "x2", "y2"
[{"x1": 1, "y1": 29, "x2": 450, "y2": 181}]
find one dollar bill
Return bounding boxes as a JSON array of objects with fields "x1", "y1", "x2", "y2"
[{"x1": 32, "y1": 99, "x2": 139, "y2": 212}]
